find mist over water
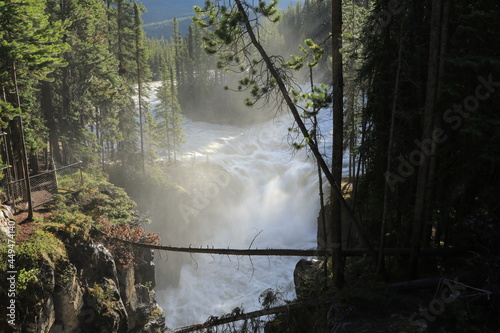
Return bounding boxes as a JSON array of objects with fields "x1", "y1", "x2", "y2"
[{"x1": 153, "y1": 108, "x2": 335, "y2": 328}]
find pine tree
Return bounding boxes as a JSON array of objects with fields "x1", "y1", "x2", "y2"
[
  {"x1": 172, "y1": 18, "x2": 185, "y2": 88},
  {"x1": 0, "y1": 0, "x2": 67, "y2": 132},
  {"x1": 110, "y1": 0, "x2": 144, "y2": 170},
  {"x1": 0, "y1": 0, "x2": 68, "y2": 218},
  {"x1": 156, "y1": 58, "x2": 184, "y2": 162},
  {"x1": 358, "y1": 0, "x2": 500, "y2": 279},
  {"x1": 42, "y1": 0, "x2": 124, "y2": 164},
  {"x1": 133, "y1": 1, "x2": 151, "y2": 174}
]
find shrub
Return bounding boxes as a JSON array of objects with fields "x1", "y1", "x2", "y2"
[{"x1": 17, "y1": 229, "x2": 67, "y2": 267}]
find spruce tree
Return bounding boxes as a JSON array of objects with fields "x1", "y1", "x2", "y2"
[
  {"x1": 156, "y1": 58, "x2": 184, "y2": 163},
  {"x1": 133, "y1": 1, "x2": 151, "y2": 174}
]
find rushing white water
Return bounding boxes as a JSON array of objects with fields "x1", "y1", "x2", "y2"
[
  {"x1": 148, "y1": 80, "x2": 338, "y2": 328},
  {"x1": 155, "y1": 115, "x2": 336, "y2": 329}
]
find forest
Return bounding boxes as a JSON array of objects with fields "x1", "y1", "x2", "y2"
[{"x1": 1, "y1": 0, "x2": 500, "y2": 332}]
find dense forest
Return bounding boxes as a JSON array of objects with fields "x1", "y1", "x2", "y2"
[{"x1": 1, "y1": 0, "x2": 500, "y2": 331}]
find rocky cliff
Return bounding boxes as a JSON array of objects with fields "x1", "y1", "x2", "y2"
[{"x1": 0, "y1": 202, "x2": 165, "y2": 333}]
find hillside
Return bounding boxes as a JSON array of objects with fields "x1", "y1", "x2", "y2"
[
  {"x1": 0, "y1": 172, "x2": 166, "y2": 332},
  {"x1": 141, "y1": 0, "x2": 296, "y2": 38},
  {"x1": 140, "y1": 0, "x2": 201, "y2": 25},
  {"x1": 144, "y1": 16, "x2": 192, "y2": 39},
  {"x1": 140, "y1": 0, "x2": 296, "y2": 24}
]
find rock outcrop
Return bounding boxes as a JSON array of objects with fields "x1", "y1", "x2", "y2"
[
  {"x1": 293, "y1": 258, "x2": 324, "y2": 299},
  {"x1": 0, "y1": 206, "x2": 165, "y2": 333}
]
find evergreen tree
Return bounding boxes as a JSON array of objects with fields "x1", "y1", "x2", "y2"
[
  {"x1": 42, "y1": 0, "x2": 123, "y2": 164},
  {"x1": 0, "y1": 0, "x2": 67, "y2": 131},
  {"x1": 358, "y1": 0, "x2": 500, "y2": 277},
  {"x1": 156, "y1": 59, "x2": 184, "y2": 162},
  {"x1": 110, "y1": 0, "x2": 140, "y2": 169},
  {"x1": 92, "y1": 0, "x2": 151, "y2": 172},
  {"x1": 146, "y1": 37, "x2": 170, "y2": 81},
  {"x1": 172, "y1": 18, "x2": 185, "y2": 88},
  {"x1": 133, "y1": 1, "x2": 151, "y2": 174},
  {"x1": 0, "y1": 0, "x2": 67, "y2": 182}
]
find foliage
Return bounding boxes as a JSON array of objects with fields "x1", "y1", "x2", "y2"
[
  {"x1": 0, "y1": 229, "x2": 64, "y2": 312},
  {"x1": 259, "y1": 288, "x2": 284, "y2": 310},
  {"x1": 0, "y1": 172, "x2": 160, "y2": 331},
  {"x1": 40, "y1": 169, "x2": 157, "y2": 255},
  {"x1": 46, "y1": 169, "x2": 160, "y2": 267},
  {"x1": 0, "y1": 100, "x2": 20, "y2": 128},
  {"x1": 354, "y1": 0, "x2": 500, "y2": 274},
  {"x1": 79, "y1": 183, "x2": 136, "y2": 222},
  {"x1": 56, "y1": 169, "x2": 83, "y2": 191},
  {"x1": 0, "y1": 0, "x2": 156, "y2": 173},
  {"x1": 17, "y1": 268, "x2": 40, "y2": 291},
  {"x1": 45, "y1": 200, "x2": 94, "y2": 241},
  {"x1": 0, "y1": 0, "x2": 68, "y2": 155},
  {"x1": 49, "y1": 169, "x2": 135, "y2": 224},
  {"x1": 0, "y1": 1, "x2": 498, "y2": 330},
  {"x1": 147, "y1": 2, "x2": 278, "y2": 124},
  {"x1": 88, "y1": 281, "x2": 117, "y2": 312},
  {"x1": 16, "y1": 228, "x2": 67, "y2": 267},
  {"x1": 191, "y1": 0, "x2": 296, "y2": 125},
  {"x1": 155, "y1": 59, "x2": 185, "y2": 161},
  {"x1": 100, "y1": 217, "x2": 160, "y2": 267},
  {"x1": 71, "y1": 171, "x2": 137, "y2": 221}
]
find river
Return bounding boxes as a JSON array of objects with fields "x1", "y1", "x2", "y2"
[{"x1": 152, "y1": 102, "x2": 336, "y2": 329}]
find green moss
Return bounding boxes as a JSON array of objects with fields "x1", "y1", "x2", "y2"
[
  {"x1": 17, "y1": 229, "x2": 67, "y2": 267},
  {"x1": 45, "y1": 208, "x2": 94, "y2": 241},
  {"x1": 46, "y1": 170, "x2": 141, "y2": 240},
  {"x1": 73, "y1": 171, "x2": 137, "y2": 223}
]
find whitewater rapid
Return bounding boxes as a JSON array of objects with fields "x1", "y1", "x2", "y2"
[
  {"x1": 141, "y1": 71, "x2": 342, "y2": 328},
  {"x1": 154, "y1": 110, "x2": 335, "y2": 329}
]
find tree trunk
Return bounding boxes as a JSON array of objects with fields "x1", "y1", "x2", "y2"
[
  {"x1": 4, "y1": 38, "x2": 33, "y2": 218},
  {"x1": 331, "y1": 0, "x2": 344, "y2": 289},
  {"x1": 378, "y1": 26, "x2": 404, "y2": 277},
  {"x1": 42, "y1": 80, "x2": 61, "y2": 164},
  {"x1": 8, "y1": 117, "x2": 33, "y2": 219},
  {"x1": 409, "y1": 0, "x2": 443, "y2": 279},
  {"x1": 135, "y1": 4, "x2": 145, "y2": 175},
  {"x1": 309, "y1": 67, "x2": 329, "y2": 289},
  {"x1": 28, "y1": 152, "x2": 39, "y2": 174},
  {"x1": 428, "y1": 0, "x2": 450, "y2": 249},
  {"x1": 99, "y1": 229, "x2": 474, "y2": 258}
]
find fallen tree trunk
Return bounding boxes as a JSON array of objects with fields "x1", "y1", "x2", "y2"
[
  {"x1": 97, "y1": 229, "x2": 475, "y2": 258},
  {"x1": 98, "y1": 229, "x2": 475, "y2": 258},
  {"x1": 168, "y1": 295, "x2": 333, "y2": 333}
]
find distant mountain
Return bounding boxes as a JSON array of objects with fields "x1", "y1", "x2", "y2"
[
  {"x1": 140, "y1": 0, "x2": 296, "y2": 25},
  {"x1": 140, "y1": 0, "x2": 200, "y2": 25},
  {"x1": 144, "y1": 17, "x2": 192, "y2": 39}
]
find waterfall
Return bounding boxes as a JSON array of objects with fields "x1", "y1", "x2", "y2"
[{"x1": 152, "y1": 110, "x2": 335, "y2": 328}]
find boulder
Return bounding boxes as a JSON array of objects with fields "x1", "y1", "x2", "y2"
[
  {"x1": 293, "y1": 258, "x2": 324, "y2": 299},
  {"x1": 71, "y1": 242, "x2": 119, "y2": 287}
]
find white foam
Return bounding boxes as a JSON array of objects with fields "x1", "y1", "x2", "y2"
[{"x1": 154, "y1": 108, "x2": 339, "y2": 329}]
